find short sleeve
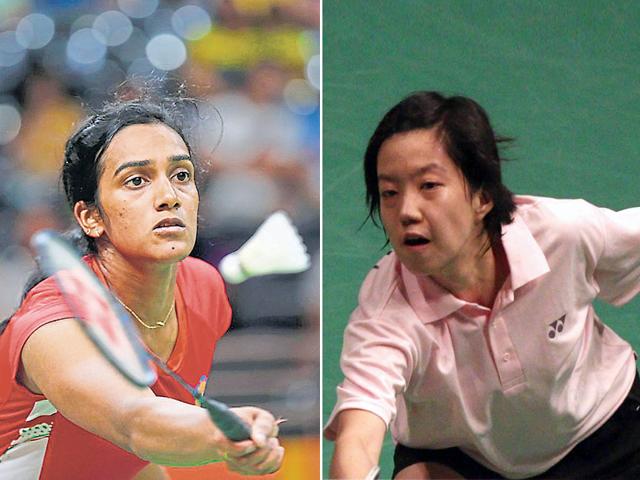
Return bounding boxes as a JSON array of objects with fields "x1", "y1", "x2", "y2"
[
  {"x1": 0, "y1": 278, "x2": 71, "y2": 404},
  {"x1": 324, "y1": 311, "x2": 417, "y2": 441},
  {"x1": 324, "y1": 253, "x2": 428, "y2": 441},
  {"x1": 593, "y1": 207, "x2": 640, "y2": 305}
]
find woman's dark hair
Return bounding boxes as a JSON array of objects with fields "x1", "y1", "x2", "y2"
[
  {"x1": 0, "y1": 95, "x2": 202, "y2": 335},
  {"x1": 364, "y1": 91, "x2": 516, "y2": 246}
]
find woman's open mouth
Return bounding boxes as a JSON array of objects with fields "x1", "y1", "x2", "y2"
[
  {"x1": 403, "y1": 234, "x2": 430, "y2": 249},
  {"x1": 153, "y1": 218, "x2": 186, "y2": 233}
]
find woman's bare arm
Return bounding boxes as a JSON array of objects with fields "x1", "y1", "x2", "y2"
[
  {"x1": 330, "y1": 409, "x2": 386, "y2": 479},
  {"x1": 20, "y1": 318, "x2": 281, "y2": 472},
  {"x1": 132, "y1": 463, "x2": 169, "y2": 480}
]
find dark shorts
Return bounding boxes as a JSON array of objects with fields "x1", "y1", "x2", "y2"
[{"x1": 393, "y1": 372, "x2": 640, "y2": 479}]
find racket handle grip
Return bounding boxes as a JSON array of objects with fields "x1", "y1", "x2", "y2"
[
  {"x1": 200, "y1": 397, "x2": 252, "y2": 442},
  {"x1": 365, "y1": 465, "x2": 381, "y2": 480}
]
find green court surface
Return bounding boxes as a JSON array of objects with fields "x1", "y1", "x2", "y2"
[{"x1": 322, "y1": 1, "x2": 640, "y2": 477}]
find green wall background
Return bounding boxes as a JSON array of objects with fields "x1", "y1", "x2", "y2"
[{"x1": 322, "y1": 1, "x2": 640, "y2": 477}]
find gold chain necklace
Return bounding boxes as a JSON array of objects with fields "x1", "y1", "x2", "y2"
[
  {"x1": 118, "y1": 299, "x2": 174, "y2": 329},
  {"x1": 93, "y1": 260, "x2": 174, "y2": 330}
]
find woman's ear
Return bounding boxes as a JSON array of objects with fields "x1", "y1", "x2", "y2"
[
  {"x1": 73, "y1": 201, "x2": 104, "y2": 238},
  {"x1": 472, "y1": 189, "x2": 494, "y2": 221}
]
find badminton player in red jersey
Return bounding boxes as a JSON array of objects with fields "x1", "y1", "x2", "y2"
[
  {"x1": 326, "y1": 92, "x2": 640, "y2": 479},
  {"x1": 0, "y1": 98, "x2": 284, "y2": 479}
]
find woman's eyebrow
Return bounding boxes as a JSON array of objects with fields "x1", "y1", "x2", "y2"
[
  {"x1": 378, "y1": 163, "x2": 446, "y2": 182},
  {"x1": 113, "y1": 160, "x2": 150, "y2": 177},
  {"x1": 171, "y1": 154, "x2": 191, "y2": 163},
  {"x1": 113, "y1": 155, "x2": 192, "y2": 177}
]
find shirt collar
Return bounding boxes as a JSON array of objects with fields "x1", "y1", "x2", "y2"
[
  {"x1": 501, "y1": 214, "x2": 550, "y2": 290},
  {"x1": 401, "y1": 214, "x2": 550, "y2": 324}
]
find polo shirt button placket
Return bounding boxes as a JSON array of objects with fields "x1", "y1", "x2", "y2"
[{"x1": 488, "y1": 315, "x2": 525, "y2": 391}]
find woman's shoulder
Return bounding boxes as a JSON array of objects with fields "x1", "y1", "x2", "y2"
[
  {"x1": 354, "y1": 252, "x2": 404, "y2": 320},
  {"x1": 177, "y1": 256, "x2": 224, "y2": 285},
  {"x1": 0, "y1": 277, "x2": 74, "y2": 389},
  {"x1": 514, "y1": 195, "x2": 606, "y2": 250},
  {"x1": 176, "y1": 256, "x2": 229, "y2": 305},
  {"x1": 515, "y1": 195, "x2": 603, "y2": 227},
  {"x1": 11, "y1": 277, "x2": 72, "y2": 330},
  {"x1": 175, "y1": 257, "x2": 231, "y2": 336}
]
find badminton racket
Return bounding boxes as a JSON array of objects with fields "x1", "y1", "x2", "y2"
[
  {"x1": 365, "y1": 465, "x2": 380, "y2": 480},
  {"x1": 30, "y1": 229, "x2": 251, "y2": 442}
]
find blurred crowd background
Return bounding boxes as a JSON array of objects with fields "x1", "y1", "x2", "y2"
[{"x1": 0, "y1": 0, "x2": 320, "y2": 477}]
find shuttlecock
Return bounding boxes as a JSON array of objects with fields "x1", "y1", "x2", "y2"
[{"x1": 219, "y1": 211, "x2": 311, "y2": 284}]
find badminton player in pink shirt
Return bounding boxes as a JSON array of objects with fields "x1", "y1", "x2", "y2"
[{"x1": 325, "y1": 92, "x2": 640, "y2": 479}]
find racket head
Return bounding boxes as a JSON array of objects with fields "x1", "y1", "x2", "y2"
[{"x1": 30, "y1": 229, "x2": 157, "y2": 388}]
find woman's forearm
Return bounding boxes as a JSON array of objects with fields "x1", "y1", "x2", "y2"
[
  {"x1": 331, "y1": 436, "x2": 380, "y2": 479},
  {"x1": 124, "y1": 396, "x2": 227, "y2": 466}
]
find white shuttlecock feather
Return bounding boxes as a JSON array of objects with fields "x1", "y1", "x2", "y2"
[{"x1": 218, "y1": 211, "x2": 311, "y2": 284}]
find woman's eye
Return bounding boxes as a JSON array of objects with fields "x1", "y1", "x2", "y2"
[
  {"x1": 421, "y1": 182, "x2": 438, "y2": 190},
  {"x1": 380, "y1": 189, "x2": 397, "y2": 198},
  {"x1": 125, "y1": 176, "x2": 145, "y2": 187},
  {"x1": 174, "y1": 170, "x2": 191, "y2": 182}
]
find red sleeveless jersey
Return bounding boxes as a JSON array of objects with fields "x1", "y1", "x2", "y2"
[{"x1": 0, "y1": 256, "x2": 231, "y2": 479}]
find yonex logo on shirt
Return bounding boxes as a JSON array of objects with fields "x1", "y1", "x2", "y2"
[{"x1": 548, "y1": 315, "x2": 566, "y2": 339}]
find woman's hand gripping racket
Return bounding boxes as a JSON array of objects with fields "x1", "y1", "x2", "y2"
[{"x1": 30, "y1": 229, "x2": 251, "y2": 442}]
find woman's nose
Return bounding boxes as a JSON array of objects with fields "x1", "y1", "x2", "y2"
[
  {"x1": 398, "y1": 191, "x2": 421, "y2": 225},
  {"x1": 155, "y1": 177, "x2": 180, "y2": 210}
]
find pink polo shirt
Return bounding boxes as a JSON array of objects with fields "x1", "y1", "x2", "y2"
[{"x1": 325, "y1": 195, "x2": 640, "y2": 479}]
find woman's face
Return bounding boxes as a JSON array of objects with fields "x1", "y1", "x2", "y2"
[
  {"x1": 377, "y1": 128, "x2": 491, "y2": 279},
  {"x1": 91, "y1": 122, "x2": 199, "y2": 264}
]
